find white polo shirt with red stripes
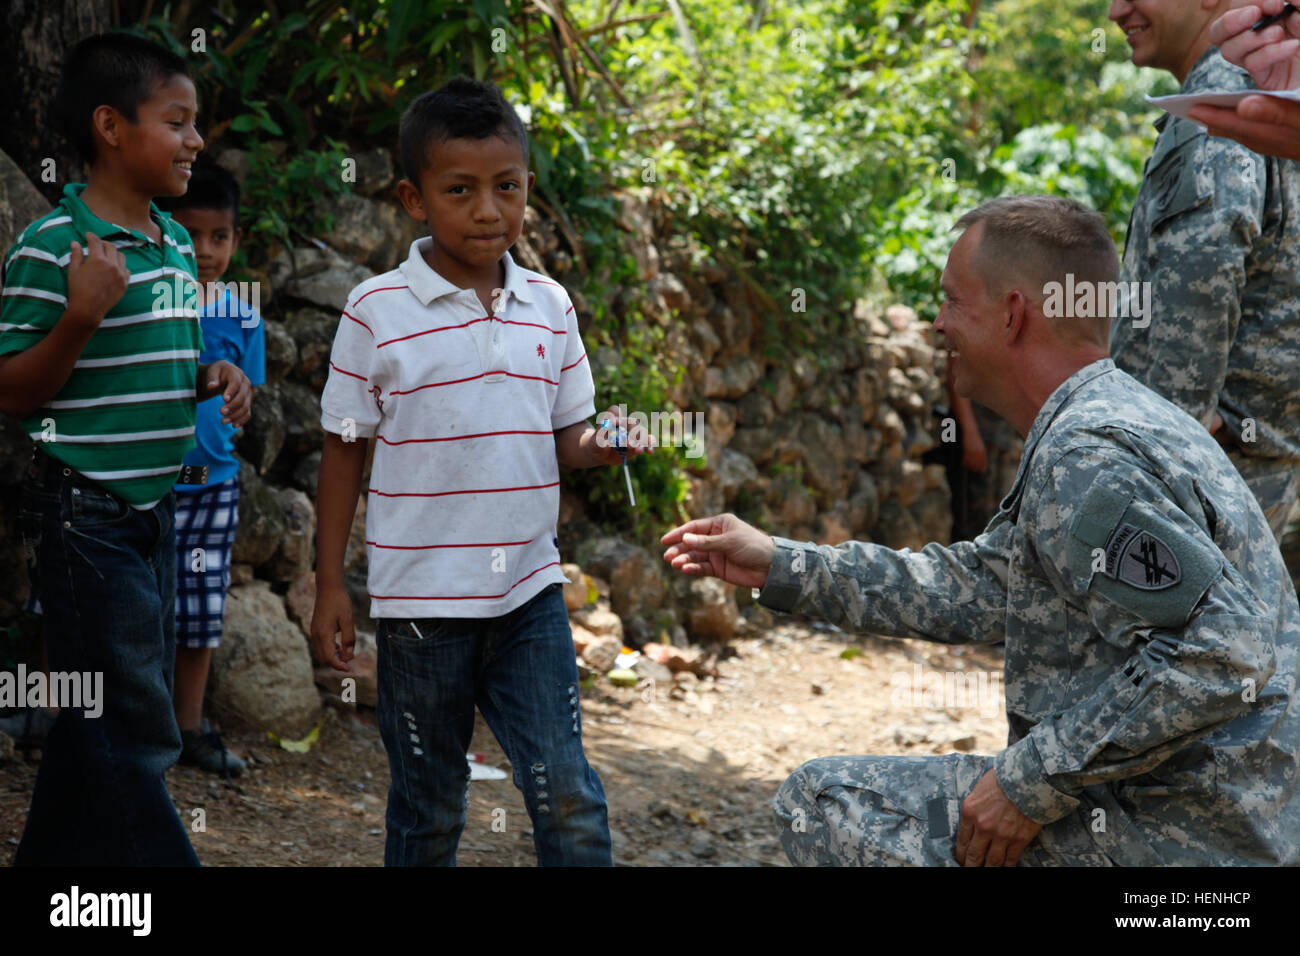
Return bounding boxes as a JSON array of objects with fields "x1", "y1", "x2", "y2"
[{"x1": 320, "y1": 237, "x2": 595, "y2": 619}]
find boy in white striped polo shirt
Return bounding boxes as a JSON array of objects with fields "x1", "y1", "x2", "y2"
[
  {"x1": 0, "y1": 33, "x2": 251, "y2": 865},
  {"x1": 312, "y1": 77, "x2": 649, "y2": 866}
]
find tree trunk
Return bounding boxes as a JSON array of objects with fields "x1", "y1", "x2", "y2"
[{"x1": 0, "y1": 0, "x2": 111, "y2": 203}]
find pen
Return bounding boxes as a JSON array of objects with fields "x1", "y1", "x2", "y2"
[
  {"x1": 599, "y1": 418, "x2": 637, "y2": 507},
  {"x1": 1253, "y1": 2, "x2": 1297, "y2": 31}
]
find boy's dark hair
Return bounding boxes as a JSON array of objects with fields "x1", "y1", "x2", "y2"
[
  {"x1": 154, "y1": 157, "x2": 240, "y2": 225},
  {"x1": 55, "y1": 32, "x2": 190, "y2": 167},
  {"x1": 399, "y1": 76, "x2": 529, "y2": 186}
]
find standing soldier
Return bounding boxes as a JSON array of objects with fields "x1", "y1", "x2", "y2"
[{"x1": 1107, "y1": 0, "x2": 1300, "y2": 540}]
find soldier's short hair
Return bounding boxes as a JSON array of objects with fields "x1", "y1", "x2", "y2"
[{"x1": 954, "y1": 195, "x2": 1119, "y2": 345}]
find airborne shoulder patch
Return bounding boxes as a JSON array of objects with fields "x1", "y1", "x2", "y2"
[
  {"x1": 1067, "y1": 474, "x2": 1221, "y2": 628},
  {"x1": 1104, "y1": 523, "x2": 1180, "y2": 591}
]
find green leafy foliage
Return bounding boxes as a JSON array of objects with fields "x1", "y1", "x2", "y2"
[{"x1": 118, "y1": 0, "x2": 1170, "y2": 529}]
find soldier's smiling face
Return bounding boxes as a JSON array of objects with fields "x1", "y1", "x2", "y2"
[
  {"x1": 936, "y1": 224, "x2": 999, "y2": 402},
  {"x1": 1107, "y1": 0, "x2": 1222, "y2": 79}
]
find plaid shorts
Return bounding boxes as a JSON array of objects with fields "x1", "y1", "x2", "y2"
[{"x1": 174, "y1": 477, "x2": 240, "y2": 649}]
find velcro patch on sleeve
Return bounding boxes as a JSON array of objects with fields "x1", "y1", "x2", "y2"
[{"x1": 1069, "y1": 475, "x2": 1221, "y2": 628}]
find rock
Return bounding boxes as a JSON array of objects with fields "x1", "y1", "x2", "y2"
[
  {"x1": 570, "y1": 605, "x2": 624, "y2": 643},
  {"x1": 578, "y1": 537, "x2": 666, "y2": 628},
  {"x1": 690, "y1": 836, "x2": 716, "y2": 859},
  {"x1": 686, "y1": 475, "x2": 725, "y2": 517},
  {"x1": 234, "y1": 385, "x2": 285, "y2": 475},
  {"x1": 561, "y1": 562, "x2": 594, "y2": 611},
  {"x1": 270, "y1": 244, "x2": 373, "y2": 312},
  {"x1": 691, "y1": 318, "x2": 721, "y2": 366},
  {"x1": 286, "y1": 306, "x2": 341, "y2": 389},
  {"x1": 230, "y1": 563, "x2": 254, "y2": 586},
  {"x1": 261, "y1": 318, "x2": 297, "y2": 385},
  {"x1": 213, "y1": 147, "x2": 250, "y2": 186},
  {"x1": 631, "y1": 655, "x2": 672, "y2": 685},
  {"x1": 268, "y1": 487, "x2": 314, "y2": 581},
  {"x1": 704, "y1": 357, "x2": 762, "y2": 399},
  {"x1": 886, "y1": 303, "x2": 918, "y2": 330},
  {"x1": 705, "y1": 402, "x2": 736, "y2": 453},
  {"x1": 712, "y1": 448, "x2": 760, "y2": 503},
  {"x1": 581, "y1": 635, "x2": 622, "y2": 673},
  {"x1": 286, "y1": 572, "x2": 316, "y2": 637},
  {"x1": 0, "y1": 415, "x2": 31, "y2": 486},
  {"x1": 0, "y1": 729, "x2": 13, "y2": 763},
  {"x1": 233, "y1": 459, "x2": 288, "y2": 567},
  {"x1": 314, "y1": 629, "x2": 378, "y2": 707},
  {"x1": 209, "y1": 581, "x2": 322, "y2": 735},
  {"x1": 351, "y1": 147, "x2": 394, "y2": 196},
  {"x1": 811, "y1": 682, "x2": 825, "y2": 695},
  {"x1": 641, "y1": 641, "x2": 714, "y2": 678},
  {"x1": 344, "y1": 497, "x2": 369, "y2": 574},
  {"x1": 616, "y1": 190, "x2": 660, "y2": 280},
  {"x1": 682, "y1": 578, "x2": 739, "y2": 643},
  {"x1": 797, "y1": 415, "x2": 849, "y2": 500},
  {"x1": 570, "y1": 623, "x2": 597, "y2": 655},
  {"x1": 279, "y1": 379, "x2": 327, "y2": 458},
  {"x1": 292, "y1": 449, "x2": 322, "y2": 499},
  {"x1": 607, "y1": 668, "x2": 638, "y2": 688},
  {"x1": 815, "y1": 508, "x2": 852, "y2": 546},
  {"x1": 0, "y1": 148, "x2": 50, "y2": 261},
  {"x1": 648, "y1": 272, "x2": 689, "y2": 314},
  {"x1": 315, "y1": 192, "x2": 406, "y2": 271},
  {"x1": 736, "y1": 390, "x2": 776, "y2": 428},
  {"x1": 876, "y1": 499, "x2": 924, "y2": 551},
  {"x1": 952, "y1": 735, "x2": 978, "y2": 752}
]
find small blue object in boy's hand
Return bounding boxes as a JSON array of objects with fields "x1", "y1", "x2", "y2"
[{"x1": 599, "y1": 419, "x2": 637, "y2": 508}]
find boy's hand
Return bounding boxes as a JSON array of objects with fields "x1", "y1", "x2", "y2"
[
  {"x1": 587, "y1": 406, "x2": 656, "y2": 467},
  {"x1": 310, "y1": 583, "x2": 357, "y2": 672},
  {"x1": 201, "y1": 360, "x2": 252, "y2": 426},
  {"x1": 65, "y1": 233, "x2": 128, "y2": 328}
]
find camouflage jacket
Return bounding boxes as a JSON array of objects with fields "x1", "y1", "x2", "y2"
[
  {"x1": 759, "y1": 359, "x2": 1300, "y2": 864},
  {"x1": 1111, "y1": 47, "x2": 1300, "y2": 462}
]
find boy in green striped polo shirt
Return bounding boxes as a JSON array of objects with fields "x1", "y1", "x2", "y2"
[{"x1": 0, "y1": 32, "x2": 252, "y2": 865}]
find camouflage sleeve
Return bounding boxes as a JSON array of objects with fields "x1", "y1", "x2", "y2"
[
  {"x1": 1121, "y1": 124, "x2": 1266, "y2": 427},
  {"x1": 756, "y1": 518, "x2": 1013, "y2": 645},
  {"x1": 992, "y1": 444, "x2": 1278, "y2": 824}
]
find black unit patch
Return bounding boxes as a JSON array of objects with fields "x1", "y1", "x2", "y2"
[{"x1": 1105, "y1": 522, "x2": 1181, "y2": 590}]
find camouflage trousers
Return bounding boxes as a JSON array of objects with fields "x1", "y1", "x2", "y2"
[
  {"x1": 773, "y1": 753, "x2": 1114, "y2": 866},
  {"x1": 1224, "y1": 451, "x2": 1300, "y2": 544}
]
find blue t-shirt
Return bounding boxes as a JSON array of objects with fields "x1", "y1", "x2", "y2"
[{"x1": 174, "y1": 289, "x2": 266, "y2": 492}]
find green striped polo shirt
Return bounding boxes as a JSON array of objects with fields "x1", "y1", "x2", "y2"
[{"x1": 0, "y1": 183, "x2": 205, "y2": 509}]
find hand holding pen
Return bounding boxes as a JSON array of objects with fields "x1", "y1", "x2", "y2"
[{"x1": 1211, "y1": 2, "x2": 1300, "y2": 91}]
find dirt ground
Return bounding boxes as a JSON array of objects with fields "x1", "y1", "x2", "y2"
[{"x1": 0, "y1": 613, "x2": 1007, "y2": 866}]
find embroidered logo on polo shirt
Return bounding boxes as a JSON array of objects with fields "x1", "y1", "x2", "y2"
[{"x1": 537, "y1": 344, "x2": 546, "y2": 359}]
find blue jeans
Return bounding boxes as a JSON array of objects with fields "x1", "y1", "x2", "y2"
[
  {"x1": 14, "y1": 453, "x2": 199, "y2": 866},
  {"x1": 376, "y1": 583, "x2": 612, "y2": 866}
]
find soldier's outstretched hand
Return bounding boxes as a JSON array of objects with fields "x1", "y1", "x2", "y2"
[{"x1": 661, "y1": 513, "x2": 775, "y2": 589}]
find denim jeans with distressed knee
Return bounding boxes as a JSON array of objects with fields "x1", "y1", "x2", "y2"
[{"x1": 375, "y1": 583, "x2": 611, "y2": 866}]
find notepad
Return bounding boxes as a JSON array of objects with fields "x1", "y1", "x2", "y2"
[{"x1": 1147, "y1": 89, "x2": 1300, "y2": 121}]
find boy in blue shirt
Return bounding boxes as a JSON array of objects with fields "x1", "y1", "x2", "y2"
[{"x1": 157, "y1": 159, "x2": 265, "y2": 776}]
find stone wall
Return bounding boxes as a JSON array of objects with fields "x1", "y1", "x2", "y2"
[{"x1": 0, "y1": 145, "x2": 956, "y2": 730}]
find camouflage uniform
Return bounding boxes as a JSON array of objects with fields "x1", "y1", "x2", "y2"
[
  {"x1": 1110, "y1": 47, "x2": 1300, "y2": 542},
  {"x1": 761, "y1": 359, "x2": 1300, "y2": 865}
]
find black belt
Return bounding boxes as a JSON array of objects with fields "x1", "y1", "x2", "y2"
[{"x1": 27, "y1": 445, "x2": 207, "y2": 489}]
